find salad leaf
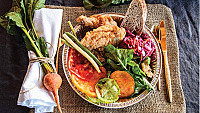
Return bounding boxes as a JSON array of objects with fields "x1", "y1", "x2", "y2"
[
  {"x1": 20, "y1": 0, "x2": 29, "y2": 30},
  {"x1": 107, "y1": 59, "x2": 123, "y2": 71},
  {"x1": 117, "y1": 48, "x2": 134, "y2": 67},
  {"x1": 103, "y1": 44, "x2": 153, "y2": 98},
  {"x1": 128, "y1": 60, "x2": 146, "y2": 76},
  {"x1": 104, "y1": 44, "x2": 134, "y2": 70},
  {"x1": 127, "y1": 71, "x2": 153, "y2": 98}
]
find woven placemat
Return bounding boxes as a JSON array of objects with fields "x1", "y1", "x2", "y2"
[{"x1": 31, "y1": 4, "x2": 186, "y2": 113}]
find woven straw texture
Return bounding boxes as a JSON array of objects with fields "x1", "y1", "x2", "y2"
[{"x1": 30, "y1": 4, "x2": 186, "y2": 113}]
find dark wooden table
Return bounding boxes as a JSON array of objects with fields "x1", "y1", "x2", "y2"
[{"x1": 0, "y1": 0, "x2": 198, "y2": 113}]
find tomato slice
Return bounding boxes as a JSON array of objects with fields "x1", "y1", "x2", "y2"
[{"x1": 67, "y1": 48, "x2": 97, "y2": 81}]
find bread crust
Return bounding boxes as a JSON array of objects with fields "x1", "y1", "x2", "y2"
[
  {"x1": 121, "y1": 0, "x2": 147, "y2": 36},
  {"x1": 140, "y1": 0, "x2": 147, "y2": 22}
]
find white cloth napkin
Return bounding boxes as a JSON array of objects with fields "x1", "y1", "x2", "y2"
[{"x1": 17, "y1": 8, "x2": 63, "y2": 113}]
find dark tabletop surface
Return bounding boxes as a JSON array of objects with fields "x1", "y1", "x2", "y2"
[{"x1": 0, "y1": 0, "x2": 199, "y2": 113}]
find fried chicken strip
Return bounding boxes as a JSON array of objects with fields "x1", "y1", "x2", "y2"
[
  {"x1": 77, "y1": 14, "x2": 117, "y2": 28},
  {"x1": 81, "y1": 25, "x2": 126, "y2": 51}
]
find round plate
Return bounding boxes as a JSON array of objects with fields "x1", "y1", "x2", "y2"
[{"x1": 62, "y1": 13, "x2": 162, "y2": 108}]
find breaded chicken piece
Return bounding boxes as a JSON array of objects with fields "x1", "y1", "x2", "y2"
[
  {"x1": 77, "y1": 14, "x2": 117, "y2": 28},
  {"x1": 81, "y1": 25, "x2": 126, "y2": 51}
]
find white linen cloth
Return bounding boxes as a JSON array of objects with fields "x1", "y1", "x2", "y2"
[{"x1": 17, "y1": 8, "x2": 63, "y2": 113}]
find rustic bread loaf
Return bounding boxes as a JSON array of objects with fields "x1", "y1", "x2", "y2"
[{"x1": 121, "y1": 0, "x2": 147, "y2": 36}]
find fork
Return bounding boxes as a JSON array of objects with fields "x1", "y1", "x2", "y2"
[{"x1": 151, "y1": 24, "x2": 161, "y2": 91}]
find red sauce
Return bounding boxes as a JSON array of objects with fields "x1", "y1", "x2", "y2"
[{"x1": 67, "y1": 48, "x2": 104, "y2": 81}]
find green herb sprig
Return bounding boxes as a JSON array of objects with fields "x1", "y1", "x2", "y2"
[{"x1": 0, "y1": 0, "x2": 53, "y2": 73}]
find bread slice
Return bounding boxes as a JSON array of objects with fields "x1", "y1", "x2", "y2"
[{"x1": 120, "y1": 0, "x2": 147, "y2": 36}]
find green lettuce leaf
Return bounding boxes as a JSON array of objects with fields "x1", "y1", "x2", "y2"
[
  {"x1": 104, "y1": 44, "x2": 135, "y2": 70},
  {"x1": 107, "y1": 59, "x2": 123, "y2": 71},
  {"x1": 128, "y1": 60, "x2": 146, "y2": 76},
  {"x1": 103, "y1": 44, "x2": 153, "y2": 98},
  {"x1": 127, "y1": 71, "x2": 153, "y2": 98}
]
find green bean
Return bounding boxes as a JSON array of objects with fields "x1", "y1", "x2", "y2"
[
  {"x1": 63, "y1": 34, "x2": 101, "y2": 73},
  {"x1": 61, "y1": 38, "x2": 74, "y2": 48},
  {"x1": 65, "y1": 32, "x2": 103, "y2": 66},
  {"x1": 68, "y1": 21, "x2": 77, "y2": 38}
]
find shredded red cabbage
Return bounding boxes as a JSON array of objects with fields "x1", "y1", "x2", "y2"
[{"x1": 119, "y1": 30, "x2": 157, "y2": 61}]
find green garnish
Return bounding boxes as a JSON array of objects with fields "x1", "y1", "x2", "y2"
[
  {"x1": 64, "y1": 22, "x2": 103, "y2": 67},
  {"x1": 104, "y1": 44, "x2": 154, "y2": 97},
  {"x1": 0, "y1": 0, "x2": 53, "y2": 73}
]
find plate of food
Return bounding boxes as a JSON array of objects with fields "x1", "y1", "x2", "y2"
[{"x1": 62, "y1": 13, "x2": 162, "y2": 108}]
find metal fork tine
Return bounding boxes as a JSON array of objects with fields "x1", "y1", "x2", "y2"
[{"x1": 151, "y1": 24, "x2": 161, "y2": 91}]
